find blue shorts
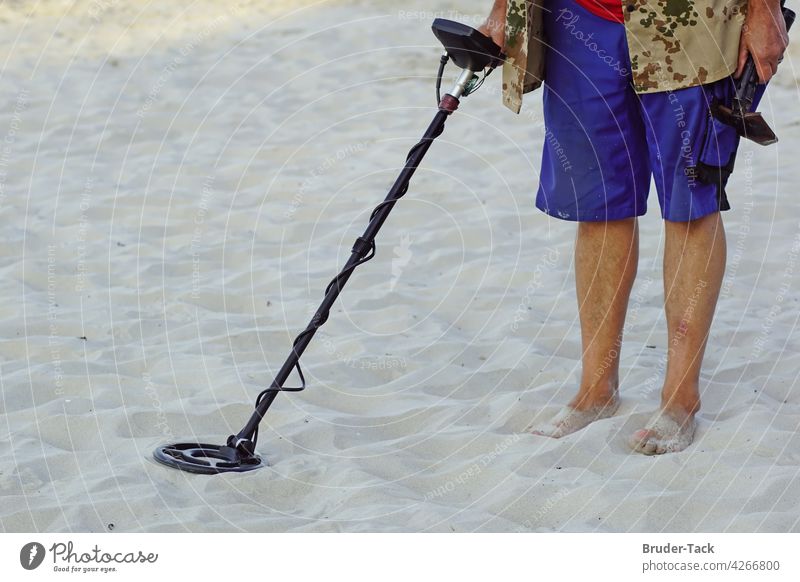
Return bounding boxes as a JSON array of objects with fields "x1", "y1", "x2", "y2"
[{"x1": 536, "y1": 0, "x2": 764, "y2": 222}]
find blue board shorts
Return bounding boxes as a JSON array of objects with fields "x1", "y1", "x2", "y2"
[{"x1": 536, "y1": 0, "x2": 765, "y2": 222}]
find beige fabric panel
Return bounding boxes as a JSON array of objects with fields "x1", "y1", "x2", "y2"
[{"x1": 501, "y1": 0, "x2": 746, "y2": 113}]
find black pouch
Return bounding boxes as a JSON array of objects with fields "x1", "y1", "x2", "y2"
[{"x1": 685, "y1": 83, "x2": 742, "y2": 211}]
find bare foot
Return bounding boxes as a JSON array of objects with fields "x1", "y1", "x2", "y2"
[
  {"x1": 528, "y1": 393, "x2": 620, "y2": 438},
  {"x1": 629, "y1": 408, "x2": 696, "y2": 455}
]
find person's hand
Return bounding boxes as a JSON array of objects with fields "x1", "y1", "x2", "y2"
[
  {"x1": 735, "y1": 0, "x2": 790, "y2": 82},
  {"x1": 478, "y1": 0, "x2": 507, "y2": 53}
]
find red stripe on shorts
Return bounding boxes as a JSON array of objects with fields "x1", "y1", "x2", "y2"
[{"x1": 574, "y1": 0, "x2": 624, "y2": 23}]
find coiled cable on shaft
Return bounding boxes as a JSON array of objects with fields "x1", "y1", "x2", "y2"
[{"x1": 245, "y1": 117, "x2": 448, "y2": 448}]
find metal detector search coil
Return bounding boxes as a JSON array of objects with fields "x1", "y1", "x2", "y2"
[{"x1": 153, "y1": 20, "x2": 504, "y2": 474}]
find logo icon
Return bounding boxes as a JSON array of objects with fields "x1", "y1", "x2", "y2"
[{"x1": 20, "y1": 542, "x2": 46, "y2": 570}]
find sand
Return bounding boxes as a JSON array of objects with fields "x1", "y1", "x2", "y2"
[{"x1": 0, "y1": 0, "x2": 799, "y2": 532}]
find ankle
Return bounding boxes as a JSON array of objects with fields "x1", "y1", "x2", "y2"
[
  {"x1": 571, "y1": 383, "x2": 619, "y2": 410},
  {"x1": 660, "y1": 387, "x2": 700, "y2": 417},
  {"x1": 578, "y1": 375, "x2": 619, "y2": 397}
]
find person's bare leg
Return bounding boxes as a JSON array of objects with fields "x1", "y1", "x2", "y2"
[
  {"x1": 630, "y1": 212, "x2": 725, "y2": 454},
  {"x1": 531, "y1": 218, "x2": 638, "y2": 437}
]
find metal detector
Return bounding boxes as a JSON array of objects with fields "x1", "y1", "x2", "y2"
[{"x1": 153, "y1": 19, "x2": 504, "y2": 474}]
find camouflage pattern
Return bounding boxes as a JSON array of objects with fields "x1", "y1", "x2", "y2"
[
  {"x1": 502, "y1": 0, "x2": 747, "y2": 112},
  {"x1": 502, "y1": 0, "x2": 545, "y2": 113}
]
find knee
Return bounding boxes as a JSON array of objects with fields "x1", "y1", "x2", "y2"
[
  {"x1": 577, "y1": 218, "x2": 638, "y2": 246},
  {"x1": 665, "y1": 211, "x2": 722, "y2": 234},
  {"x1": 578, "y1": 217, "x2": 637, "y2": 234}
]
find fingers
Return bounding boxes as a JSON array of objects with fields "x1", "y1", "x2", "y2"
[
  {"x1": 735, "y1": 8, "x2": 789, "y2": 82},
  {"x1": 760, "y1": 61, "x2": 776, "y2": 83},
  {"x1": 734, "y1": 42, "x2": 749, "y2": 78},
  {"x1": 478, "y1": 23, "x2": 504, "y2": 52},
  {"x1": 753, "y1": 53, "x2": 779, "y2": 83},
  {"x1": 481, "y1": 24, "x2": 504, "y2": 53},
  {"x1": 478, "y1": 7, "x2": 507, "y2": 52},
  {"x1": 738, "y1": 38, "x2": 782, "y2": 83},
  {"x1": 495, "y1": 32, "x2": 506, "y2": 53},
  {"x1": 752, "y1": 58, "x2": 767, "y2": 83},
  {"x1": 734, "y1": 22, "x2": 751, "y2": 79}
]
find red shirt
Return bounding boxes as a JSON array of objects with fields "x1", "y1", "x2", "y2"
[{"x1": 575, "y1": 0, "x2": 624, "y2": 23}]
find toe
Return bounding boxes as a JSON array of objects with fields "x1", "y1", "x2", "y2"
[
  {"x1": 629, "y1": 429, "x2": 660, "y2": 455},
  {"x1": 629, "y1": 429, "x2": 651, "y2": 451},
  {"x1": 641, "y1": 438, "x2": 658, "y2": 455},
  {"x1": 530, "y1": 426, "x2": 559, "y2": 438}
]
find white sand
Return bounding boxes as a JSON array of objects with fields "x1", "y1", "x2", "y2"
[{"x1": 1, "y1": 0, "x2": 799, "y2": 532}]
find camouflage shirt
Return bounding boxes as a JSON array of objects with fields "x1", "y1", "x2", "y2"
[{"x1": 502, "y1": 0, "x2": 747, "y2": 112}]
